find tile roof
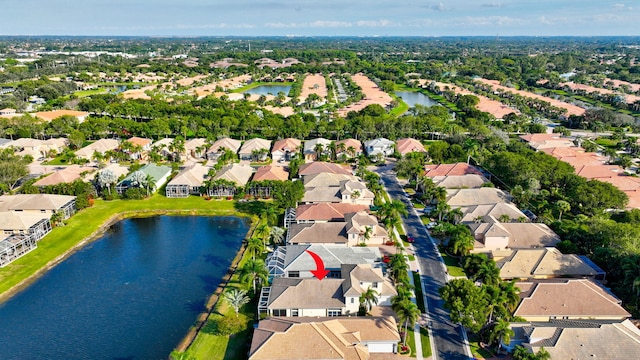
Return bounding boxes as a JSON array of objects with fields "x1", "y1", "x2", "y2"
[
  {"x1": 0, "y1": 194, "x2": 76, "y2": 212},
  {"x1": 303, "y1": 172, "x2": 358, "y2": 187},
  {"x1": 298, "y1": 162, "x2": 353, "y2": 176},
  {"x1": 208, "y1": 137, "x2": 241, "y2": 153},
  {"x1": 288, "y1": 222, "x2": 348, "y2": 245},
  {"x1": 302, "y1": 187, "x2": 342, "y2": 203},
  {"x1": 0, "y1": 211, "x2": 49, "y2": 230},
  {"x1": 497, "y1": 248, "x2": 604, "y2": 279},
  {"x1": 271, "y1": 138, "x2": 301, "y2": 153},
  {"x1": 514, "y1": 279, "x2": 631, "y2": 319},
  {"x1": 334, "y1": 138, "x2": 362, "y2": 153},
  {"x1": 213, "y1": 163, "x2": 254, "y2": 186},
  {"x1": 395, "y1": 138, "x2": 426, "y2": 155},
  {"x1": 303, "y1": 138, "x2": 332, "y2": 154},
  {"x1": 525, "y1": 320, "x2": 640, "y2": 360},
  {"x1": 460, "y1": 203, "x2": 527, "y2": 223},
  {"x1": 167, "y1": 164, "x2": 210, "y2": 187},
  {"x1": 574, "y1": 164, "x2": 623, "y2": 179},
  {"x1": 446, "y1": 188, "x2": 511, "y2": 206},
  {"x1": 75, "y1": 138, "x2": 119, "y2": 158},
  {"x1": 239, "y1": 138, "x2": 272, "y2": 155},
  {"x1": 267, "y1": 277, "x2": 346, "y2": 309},
  {"x1": 252, "y1": 166, "x2": 289, "y2": 181},
  {"x1": 34, "y1": 110, "x2": 89, "y2": 122},
  {"x1": 469, "y1": 220, "x2": 560, "y2": 249},
  {"x1": 295, "y1": 203, "x2": 370, "y2": 222},
  {"x1": 249, "y1": 317, "x2": 400, "y2": 360},
  {"x1": 126, "y1": 136, "x2": 153, "y2": 147},
  {"x1": 270, "y1": 245, "x2": 381, "y2": 275},
  {"x1": 432, "y1": 174, "x2": 489, "y2": 189},
  {"x1": 33, "y1": 165, "x2": 95, "y2": 187},
  {"x1": 424, "y1": 162, "x2": 484, "y2": 177}
]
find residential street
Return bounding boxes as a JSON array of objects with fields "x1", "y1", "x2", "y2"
[{"x1": 375, "y1": 164, "x2": 471, "y2": 360}]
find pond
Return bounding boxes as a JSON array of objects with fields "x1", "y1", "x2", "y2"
[
  {"x1": 244, "y1": 84, "x2": 292, "y2": 96},
  {"x1": 0, "y1": 216, "x2": 250, "y2": 360},
  {"x1": 395, "y1": 90, "x2": 439, "y2": 108}
]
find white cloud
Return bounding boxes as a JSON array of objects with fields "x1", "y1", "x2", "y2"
[
  {"x1": 461, "y1": 16, "x2": 521, "y2": 26},
  {"x1": 356, "y1": 19, "x2": 394, "y2": 27},
  {"x1": 309, "y1": 20, "x2": 353, "y2": 28},
  {"x1": 482, "y1": 2, "x2": 503, "y2": 7}
]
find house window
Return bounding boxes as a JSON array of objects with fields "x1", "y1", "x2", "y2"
[
  {"x1": 351, "y1": 298, "x2": 355, "y2": 304},
  {"x1": 328, "y1": 271, "x2": 341, "y2": 278},
  {"x1": 272, "y1": 309, "x2": 287, "y2": 317},
  {"x1": 291, "y1": 309, "x2": 299, "y2": 317},
  {"x1": 41, "y1": 210, "x2": 46, "y2": 213},
  {"x1": 328, "y1": 309, "x2": 342, "y2": 317},
  {"x1": 288, "y1": 271, "x2": 300, "y2": 278},
  {"x1": 372, "y1": 282, "x2": 378, "y2": 288}
]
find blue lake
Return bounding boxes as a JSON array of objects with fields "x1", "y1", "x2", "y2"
[
  {"x1": 0, "y1": 216, "x2": 249, "y2": 360},
  {"x1": 244, "y1": 85, "x2": 292, "y2": 96},
  {"x1": 395, "y1": 90, "x2": 439, "y2": 108}
]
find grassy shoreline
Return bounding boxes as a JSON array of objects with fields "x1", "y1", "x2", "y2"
[{"x1": 0, "y1": 195, "x2": 253, "y2": 304}]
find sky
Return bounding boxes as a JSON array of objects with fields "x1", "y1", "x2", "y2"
[{"x1": 0, "y1": 0, "x2": 638, "y2": 37}]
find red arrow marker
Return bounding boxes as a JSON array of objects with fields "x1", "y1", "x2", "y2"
[{"x1": 306, "y1": 250, "x2": 330, "y2": 280}]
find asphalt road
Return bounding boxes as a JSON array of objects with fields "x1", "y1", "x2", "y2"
[{"x1": 375, "y1": 165, "x2": 471, "y2": 360}]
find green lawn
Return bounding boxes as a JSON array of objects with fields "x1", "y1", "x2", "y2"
[
  {"x1": 419, "y1": 327, "x2": 432, "y2": 358},
  {"x1": 469, "y1": 338, "x2": 494, "y2": 359},
  {"x1": 389, "y1": 99, "x2": 409, "y2": 116},
  {"x1": 413, "y1": 272, "x2": 426, "y2": 312},
  {"x1": 406, "y1": 327, "x2": 418, "y2": 357},
  {"x1": 0, "y1": 195, "x2": 247, "y2": 300},
  {"x1": 441, "y1": 253, "x2": 465, "y2": 277},
  {"x1": 72, "y1": 88, "x2": 108, "y2": 97},
  {"x1": 595, "y1": 138, "x2": 619, "y2": 148}
]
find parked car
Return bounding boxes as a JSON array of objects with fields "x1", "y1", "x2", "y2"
[
  {"x1": 406, "y1": 234, "x2": 415, "y2": 243},
  {"x1": 426, "y1": 222, "x2": 438, "y2": 229}
]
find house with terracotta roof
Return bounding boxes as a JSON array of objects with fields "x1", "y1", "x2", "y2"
[
  {"x1": 165, "y1": 164, "x2": 210, "y2": 198},
  {"x1": 271, "y1": 138, "x2": 301, "y2": 162},
  {"x1": 334, "y1": 138, "x2": 362, "y2": 159},
  {"x1": 495, "y1": 248, "x2": 606, "y2": 280},
  {"x1": 75, "y1": 139, "x2": 120, "y2": 160},
  {"x1": 239, "y1": 138, "x2": 272, "y2": 161},
  {"x1": 424, "y1": 162, "x2": 485, "y2": 177},
  {"x1": 396, "y1": 138, "x2": 426, "y2": 156},
  {"x1": 519, "y1": 133, "x2": 575, "y2": 150},
  {"x1": 293, "y1": 203, "x2": 370, "y2": 224},
  {"x1": 303, "y1": 138, "x2": 332, "y2": 161},
  {"x1": 506, "y1": 319, "x2": 640, "y2": 360},
  {"x1": 514, "y1": 279, "x2": 631, "y2": 321},
  {"x1": 252, "y1": 166, "x2": 289, "y2": 182},
  {"x1": 258, "y1": 263, "x2": 395, "y2": 317},
  {"x1": 206, "y1": 137, "x2": 241, "y2": 160},
  {"x1": 249, "y1": 316, "x2": 401, "y2": 359},
  {"x1": 33, "y1": 165, "x2": 95, "y2": 187},
  {"x1": 600, "y1": 175, "x2": 640, "y2": 209},
  {"x1": 266, "y1": 244, "x2": 381, "y2": 279},
  {"x1": 468, "y1": 216, "x2": 560, "y2": 251},
  {"x1": 298, "y1": 162, "x2": 352, "y2": 177},
  {"x1": 125, "y1": 136, "x2": 153, "y2": 160},
  {"x1": 34, "y1": 110, "x2": 89, "y2": 123},
  {"x1": 574, "y1": 164, "x2": 624, "y2": 179}
]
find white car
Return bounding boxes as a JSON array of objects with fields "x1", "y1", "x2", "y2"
[{"x1": 426, "y1": 222, "x2": 438, "y2": 229}]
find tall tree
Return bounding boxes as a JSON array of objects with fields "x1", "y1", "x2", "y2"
[
  {"x1": 359, "y1": 286, "x2": 379, "y2": 313},
  {"x1": 222, "y1": 288, "x2": 250, "y2": 318},
  {"x1": 238, "y1": 259, "x2": 269, "y2": 294}
]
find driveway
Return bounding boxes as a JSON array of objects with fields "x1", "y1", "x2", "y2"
[{"x1": 374, "y1": 164, "x2": 471, "y2": 360}]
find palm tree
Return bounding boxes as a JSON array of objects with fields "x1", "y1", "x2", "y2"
[
  {"x1": 270, "y1": 226, "x2": 285, "y2": 245},
  {"x1": 498, "y1": 214, "x2": 511, "y2": 223},
  {"x1": 245, "y1": 237, "x2": 265, "y2": 260},
  {"x1": 254, "y1": 223, "x2": 271, "y2": 249},
  {"x1": 447, "y1": 207, "x2": 464, "y2": 224},
  {"x1": 313, "y1": 142, "x2": 325, "y2": 160},
  {"x1": 97, "y1": 169, "x2": 118, "y2": 195},
  {"x1": 361, "y1": 226, "x2": 372, "y2": 245},
  {"x1": 488, "y1": 318, "x2": 515, "y2": 351},
  {"x1": 555, "y1": 200, "x2": 571, "y2": 221},
  {"x1": 394, "y1": 299, "x2": 420, "y2": 346},
  {"x1": 223, "y1": 288, "x2": 250, "y2": 318},
  {"x1": 499, "y1": 280, "x2": 521, "y2": 313},
  {"x1": 359, "y1": 286, "x2": 379, "y2": 314},
  {"x1": 238, "y1": 259, "x2": 269, "y2": 294},
  {"x1": 144, "y1": 174, "x2": 156, "y2": 196},
  {"x1": 379, "y1": 199, "x2": 409, "y2": 222},
  {"x1": 474, "y1": 261, "x2": 500, "y2": 286}
]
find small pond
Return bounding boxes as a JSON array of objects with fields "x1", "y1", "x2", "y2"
[
  {"x1": 395, "y1": 90, "x2": 439, "y2": 108},
  {"x1": 244, "y1": 84, "x2": 292, "y2": 96}
]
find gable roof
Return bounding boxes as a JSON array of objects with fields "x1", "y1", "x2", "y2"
[
  {"x1": 34, "y1": 110, "x2": 89, "y2": 122},
  {"x1": 239, "y1": 138, "x2": 272, "y2": 155},
  {"x1": 396, "y1": 138, "x2": 426, "y2": 155},
  {"x1": 267, "y1": 277, "x2": 346, "y2": 309},
  {"x1": 424, "y1": 162, "x2": 484, "y2": 177},
  {"x1": 523, "y1": 320, "x2": 640, "y2": 360},
  {"x1": 295, "y1": 203, "x2": 369, "y2": 222},
  {"x1": 514, "y1": 279, "x2": 631, "y2": 319},
  {"x1": 75, "y1": 138, "x2": 120, "y2": 158},
  {"x1": 249, "y1": 317, "x2": 400, "y2": 360},
  {"x1": 303, "y1": 138, "x2": 332, "y2": 154},
  {"x1": 432, "y1": 174, "x2": 489, "y2": 189},
  {"x1": 460, "y1": 203, "x2": 527, "y2": 223},
  {"x1": 298, "y1": 162, "x2": 352, "y2": 176},
  {"x1": 33, "y1": 165, "x2": 95, "y2": 187},
  {"x1": 184, "y1": 138, "x2": 207, "y2": 151},
  {"x1": 252, "y1": 166, "x2": 289, "y2": 182},
  {"x1": 303, "y1": 172, "x2": 358, "y2": 187},
  {"x1": 446, "y1": 188, "x2": 511, "y2": 206},
  {"x1": 271, "y1": 138, "x2": 301, "y2": 153},
  {"x1": 167, "y1": 164, "x2": 210, "y2": 187},
  {"x1": 126, "y1": 136, "x2": 153, "y2": 147},
  {"x1": 213, "y1": 163, "x2": 254, "y2": 186},
  {"x1": 574, "y1": 164, "x2": 624, "y2": 179},
  {"x1": 0, "y1": 194, "x2": 76, "y2": 212},
  {"x1": 334, "y1": 138, "x2": 362, "y2": 153},
  {"x1": 497, "y1": 248, "x2": 605, "y2": 279},
  {"x1": 268, "y1": 245, "x2": 381, "y2": 277},
  {"x1": 288, "y1": 222, "x2": 348, "y2": 245},
  {"x1": 208, "y1": 137, "x2": 242, "y2": 154},
  {"x1": 301, "y1": 187, "x2": 342, "y2": 203},
  {"x1": 0, "y1": 211, "x2": 49, "y2": 230},
  {"x1": 469, "y1": 219, "x2": 560, "y2": 249}
]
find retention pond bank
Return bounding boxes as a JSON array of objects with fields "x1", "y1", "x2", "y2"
[{"x1": 0, "y1": 215, "x2": 249, "y2": 360}]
